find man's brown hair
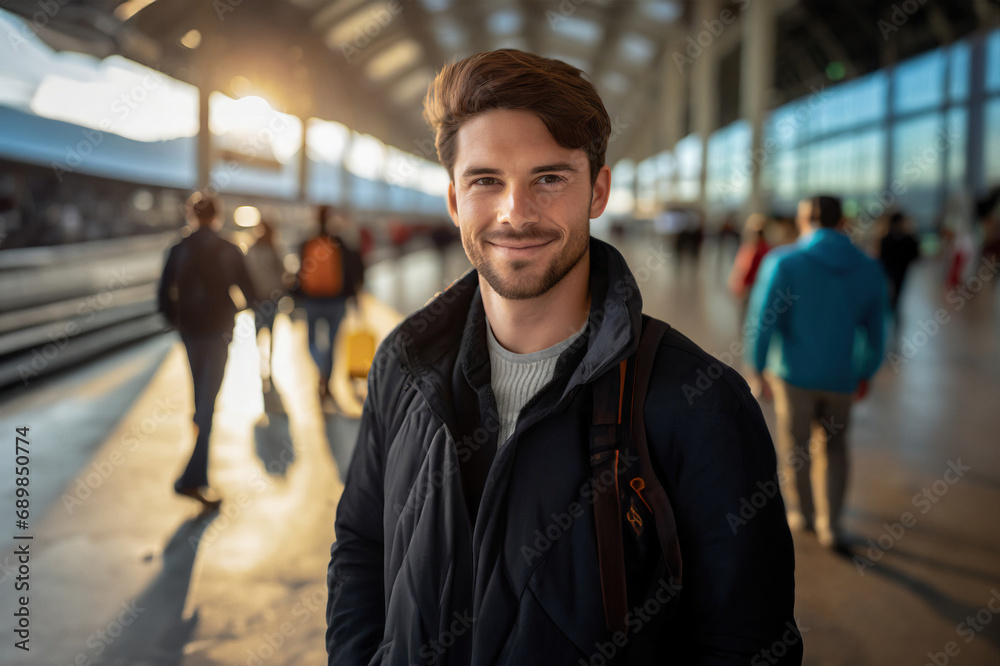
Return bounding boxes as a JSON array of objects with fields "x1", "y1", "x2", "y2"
[{"x1": 423, "y1": 49, "x2": 611, "y2": 185}]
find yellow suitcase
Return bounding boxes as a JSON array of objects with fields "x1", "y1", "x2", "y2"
[{"x1": 346, "y1": 328, "x2": 376, "y2": 379}]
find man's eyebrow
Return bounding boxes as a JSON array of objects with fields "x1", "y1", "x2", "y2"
[
  {"x1": 460, "y1": 163, "x2": 580, "y2": 179},
  {"x1": 529, "y1": 163, "x2": 578, "y2": 175},
  {"x1": 461, "y1": 166, "x2": 501, "y2": 179}
]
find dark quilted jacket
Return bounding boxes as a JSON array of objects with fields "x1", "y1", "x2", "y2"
[{"x1": 327, "y1": 238, "x2": 802, "y2": 665}]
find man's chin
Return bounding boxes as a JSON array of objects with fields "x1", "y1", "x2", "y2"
[{"x1": 480, "y1": 265, "x2": 550, "y2": 301}]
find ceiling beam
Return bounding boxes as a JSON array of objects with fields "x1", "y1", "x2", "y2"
[
  {"x1": 588, "y1": 2, "x2": 629, "y2": 87},
  {"x1": 611, "y1": 29, "x2": 679, "y2": 165}
]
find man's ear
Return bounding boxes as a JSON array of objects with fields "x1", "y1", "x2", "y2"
[
  {"x1": 589, "y1": 164, "x2": 612, "y2": 219},
  {"x1": 447, "y1": 181, "x2": 460, "y2": 228}
]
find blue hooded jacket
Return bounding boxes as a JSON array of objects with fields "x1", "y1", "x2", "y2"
[{"x1": 746, "y1": 228, "x2": 888, "y2": 393}]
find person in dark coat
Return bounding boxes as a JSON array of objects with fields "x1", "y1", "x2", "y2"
[
  {"x1": 878, "y1": 211, "x2": 920, "y2": 321},
  {"x1": 157, "y1": 191, "x2": 257, "y2": 509},
  {"x1": 246, "y1": 218, "x2": 290, "y2": 394},
  {"x1": 327, "y1": 49, "x2": 801, "y2": 665}
]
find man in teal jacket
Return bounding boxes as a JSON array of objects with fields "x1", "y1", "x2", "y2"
[{"x1": 746, "y1": 195, "x2": 888, "y2": 550}]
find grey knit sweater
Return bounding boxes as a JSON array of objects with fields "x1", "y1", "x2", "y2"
[{"x1": 486, "y1": 317, "x2": 588, "y2": 446}]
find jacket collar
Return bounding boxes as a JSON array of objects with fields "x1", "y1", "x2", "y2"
[
  {"x1": 396, "y1": 237, "x2": 643, "y2": 396},
  {"x1": 801, "y1": 226, "x2": 847, "y2": 247}
]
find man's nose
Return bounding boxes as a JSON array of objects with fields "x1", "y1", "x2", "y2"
[{"x1": 497, "y1": 182, "x2": 539, "y2": 228}]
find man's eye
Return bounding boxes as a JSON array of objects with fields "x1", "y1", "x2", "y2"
[
  {"x1": 473, "y1": 177, "x2": 499, "y2": 186},
  {"x1": 538, "y1": 175, "x2": 564, "y2": 185}
]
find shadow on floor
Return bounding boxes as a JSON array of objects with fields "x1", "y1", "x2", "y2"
[
  {"x1": 254, "y1": 391, "x2": 295, "y2": 477},
  {"x1": 95, "y1": 512, "x2": 217, "y2": 665},
  {"x1": 837, "y1": 532, "x2": 1000, "y2": 653},
  {"x1": 850, "y1": 508, "x2": 998, "y2": 557}
]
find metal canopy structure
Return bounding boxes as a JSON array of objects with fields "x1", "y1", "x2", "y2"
[{"x1": 3, "y1": 0, "x2": 996, "y2": 166}]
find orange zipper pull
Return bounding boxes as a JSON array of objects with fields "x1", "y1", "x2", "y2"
[{"x1": 630, "y1": 477, "x2": 652, "y2": 512}]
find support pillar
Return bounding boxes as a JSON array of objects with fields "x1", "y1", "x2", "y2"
[
  {"x1": 740, "y1": 0, "x2": 776, "y2": 218},
  {"x1": 659, "y1": 35, "x2": 687, "y2": 207},
  {"x1": 966, "y1": 33, "x2": 986, "y2": 198},
  {"x1": 197, "y1": 83, "x2": 212, "y2": 192},
  {"x1": 298, "y1": 118, "x2": 310, "y2": 202},
  {"x1": 884, "y1": 64, "x2": 896, "y2": 198},
  {"x1": 660, "y1": 38, "x2": 686, "y2": 154},
  {"x1": 340, "y1": 132, "x2": 354, "y2": 210},
  {"x1": 691, "y1": 0, "x2": 719, "y2": 215}
]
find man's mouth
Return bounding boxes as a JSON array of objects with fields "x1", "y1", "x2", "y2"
[
  {"x1": 486, "y1": 239, "x2": 555, "y2": 259},
  {"x1": 488, "y1": 239, "x2": 554, "y2": 250}
]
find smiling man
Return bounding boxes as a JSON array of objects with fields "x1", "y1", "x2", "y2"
[{"x1": 327, "y1": 50, "x2": 801, "y2": 665}]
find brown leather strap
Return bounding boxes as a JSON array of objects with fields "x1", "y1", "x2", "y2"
[
  {"x1": 592, "y1": 318, "x2": 683, "y2": 636},
  {"x1": 590, "y1": 360, "x2": 628, "y2": 634},
  {"x1": 631, "y1": 316, "x2": 683, "y2": 585}
]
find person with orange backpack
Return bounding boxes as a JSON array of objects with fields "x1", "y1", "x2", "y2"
[{"x1": 296, "y1": 205, "x2": 364, "y2": 403}]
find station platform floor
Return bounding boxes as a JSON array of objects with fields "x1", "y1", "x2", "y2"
[{"x1": 0, "y1": 234, "x2": 997, "y2": 666}]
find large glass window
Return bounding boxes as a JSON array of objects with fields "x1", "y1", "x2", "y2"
[
  {"x1": 892, "y1": 113, "x2": 946, "y2": 229},
  {"x1": 307, "y1": 118, "x2": 349, "y2": 204},
  {"x1": 209, "y1": 93, "x2": 302, "y2": 199},
  {"x1": 949, "y1": 42, "x2": 970, "y2": 102},
  {"x1": 615, "y1": 29, "x2": 1000, "y2": 226},
  {"x1": 892, "y1": 113, "x2": 945, "y2": 187},
  {"x1": 853, "y1": 128, "x2": 885, "y2": 196},
  {"x1": 635, "y1": 156, "x2": 660, "y2": 215},
  {"x1": 767, "y1": 102, "x2": 804, "y2": 148},
  {"x1": 847, "y1": 72, "x2": 889, "y2": 129},
  {"x1": 606, "y1": 160, "x2": 635, "y2": 216},
  {"x1": 816, "y1": 74, "x2": 887, "y2": 135},
  {"x1": 707, "y1": 121, "x2": 750, "y2": 212},
  {"x1": 652, "y1": 152, "x2": 675, "y2": 204},
  {"x1": 808, "y1": 136, "x2": 857, "y2": 194},
  {"x1": 674, "y1": 135, "x2": 702, "y2": 203},
  {"x1": 815, "y1": 86, "x2": 851, "y2": 136},
  {"x1": 945, "y1": 108, "x2": 967, "y2": 186},
  {"x1": 986, "y1": 30, "x2": 1000, "y2": 93},
  {"x1": 766, "y1": 104, "x2": 797, "y2": 150},
  {"x1": 894, "y1": 50, "x2": 946, "y2": 115},
  {"x1": 985, "y1": 99, "x2": 1000, "y2": 188},
  {"x1": 767, "y1": 149, "x2": 799, "y2": 208}
]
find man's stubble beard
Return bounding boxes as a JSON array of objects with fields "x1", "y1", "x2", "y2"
[{"x1": 461, "y1": 209, "x2": 591, "y2": 301}]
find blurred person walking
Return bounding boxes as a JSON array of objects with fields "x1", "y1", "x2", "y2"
[
  {"x1": 728, "y1": 213, "x2": 771, "y2": 336},
  {"x1": 246, "y1": 219, "x2": 290, "y2": 394},
  {"x1": 716, "y1": 212, "x2": 741, "y2": 271},
  {"x1": 296, "y1": 205, "x2": 365, "y2": 404},
  {"x1": 746, "y1": 195, "x2": 888, "y2": 550},
  {"x1": 157, "y1": 191, "x2": 257, "y2": 509},
  {"x1": 976, "y1": 187, "x2": 1000, "y2": 264},
  {"x1": 878, "y1": 211, "x2": 920, "y2": 324}
]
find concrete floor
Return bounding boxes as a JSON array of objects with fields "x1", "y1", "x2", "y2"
[{"x1": 0, "y1": 235, "x2": 996, "y2": 665}]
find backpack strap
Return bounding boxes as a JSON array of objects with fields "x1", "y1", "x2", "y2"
[
  {"x1": 630, "y1": 316, "x2": 683, "y2": 587},
  {"x1": 591, "y1": 315, "x2": 682, "y2": 636},
  {"x1": 590, "y1": 358, "x2": 629, "y2": 634}
]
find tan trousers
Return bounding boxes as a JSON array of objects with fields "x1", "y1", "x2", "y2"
[{"x1": 770, "y1": 376, "x2": 853, "y2": 538}]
